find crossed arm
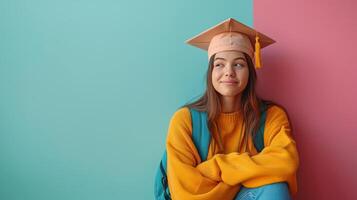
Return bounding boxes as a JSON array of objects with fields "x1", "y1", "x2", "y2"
[{"x1": 166, "y1": 106, "x2": 299, "y2": 200}]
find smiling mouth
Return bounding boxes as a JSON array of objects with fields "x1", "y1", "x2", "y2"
[{"x1": 221, "y1": 81, "x2": 238, "y2": 84}]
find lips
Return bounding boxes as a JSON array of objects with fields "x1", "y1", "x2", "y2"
[{"x1": 221, "y1": 80, "x2": 238, "y2": 84}]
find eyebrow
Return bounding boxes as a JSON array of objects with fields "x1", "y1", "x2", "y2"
[{"x1": 214, "y1": 57, "x2": 246, "y2": 61}]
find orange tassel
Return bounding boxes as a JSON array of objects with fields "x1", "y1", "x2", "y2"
[{"x1": 255, "y1": 34, "x2": 262, "y2": 69}]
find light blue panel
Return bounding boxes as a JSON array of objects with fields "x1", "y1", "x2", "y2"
[{"x1": 0, "y1": 0, "x2": 253, "y2": 199}]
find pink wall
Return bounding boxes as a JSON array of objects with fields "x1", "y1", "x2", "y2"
[{"x1": 254, "y1": 0, "x2": 357, "y2": 199}]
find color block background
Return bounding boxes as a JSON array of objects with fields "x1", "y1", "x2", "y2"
[
  {"x1": 0, "y1": 0, "x2": 253, "y2": 199},
  {"x1": 2, "y1": 0, "x2": 356, "y2": 199},
  {"x1": 254, "y1": 0, "x2": 357, "y2": 199}
]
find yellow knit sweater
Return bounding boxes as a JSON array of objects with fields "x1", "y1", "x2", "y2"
[{"x1": 166, "y1": 105, "x2": 299, "y2": 200}]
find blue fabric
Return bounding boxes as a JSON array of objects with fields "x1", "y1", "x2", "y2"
[
  {"x1": 235, "y1": 182, "x2": 291, "y2": 200},
  {"x1": 154, "y1": 151, "x2": 170, "y2": 200},
  {"x1": 190, "y1": 109, "x2": 211, "y2": 161},
  {"x1": 254, "y1": 103, "x2": 268, "y2": 152}
]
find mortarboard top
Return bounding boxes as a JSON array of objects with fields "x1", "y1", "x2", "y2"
[{"x1": 185, "y1": 18, "x2": 276, "y2": 68}]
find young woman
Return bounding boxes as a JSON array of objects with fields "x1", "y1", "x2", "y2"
[{"x1": 165, "y1": 18, "x2": 299, "y2": 200}]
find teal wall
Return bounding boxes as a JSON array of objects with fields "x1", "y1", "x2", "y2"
[{"x1": 0, "y1": 0, "x2": 252, "y2": 199}]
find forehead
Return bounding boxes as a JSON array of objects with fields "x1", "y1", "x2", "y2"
[{"x1": 214, "y1": 50, "x2": 245, "y2": 61}]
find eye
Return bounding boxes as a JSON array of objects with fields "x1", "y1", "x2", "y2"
[
  {"x1": 234, "y1": 63, "x2": 245, "y2": 68},
  {"x1": 214, "y1": 63, "x2": 223, "y2": 67}
]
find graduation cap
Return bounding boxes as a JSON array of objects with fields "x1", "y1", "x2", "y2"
[{"x1": 185, "y1": 18, "x2": 275, "y2": 69}]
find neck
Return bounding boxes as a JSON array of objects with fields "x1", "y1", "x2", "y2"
[{"x1": 220, "y1": 95, "x2": 242, "y2": 113}]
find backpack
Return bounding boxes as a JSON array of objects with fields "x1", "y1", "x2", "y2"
[{"x1": 154, "y1": 102, "x2": 268, "y2": 200}]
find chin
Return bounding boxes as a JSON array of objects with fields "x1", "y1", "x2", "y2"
[{"x1": 219, "y1": 92, "x2": 240, "y2": 97}]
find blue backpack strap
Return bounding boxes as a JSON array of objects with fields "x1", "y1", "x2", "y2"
[
  {"x1": 253, "y1": 102, "x2": 268, "y2": 152},
  {"x1": 189, "y1": 108, "x2": 211, "y2": 161},
  {"x1": 154, "y1": 108, "x2": 211, "y2": 200},
  {"x1": 154, "y1": 150, "x2": 171, "y2": 200}
]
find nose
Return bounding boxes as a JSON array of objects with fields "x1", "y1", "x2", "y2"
[{"x1": 224, "y1": 65, "x2": 236, "y2": 77}]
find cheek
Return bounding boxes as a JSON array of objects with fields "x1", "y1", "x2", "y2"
[
  {"x1": 211, "y1": 70, "x2": 220, "y2": 85},
  {"x1": 237, "y1": 69, "x2": 249, "y2": 86},
  {"x1": 237, "y1": 68, "x2": 249, "y2": 86}
]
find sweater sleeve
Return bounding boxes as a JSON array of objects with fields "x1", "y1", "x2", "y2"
[
  {"x1": 196, "y1": 105, "x2": 299, "y2": 195},
  {"x1": 166, "y1": 107, "x2": 238, "y2": 200}
]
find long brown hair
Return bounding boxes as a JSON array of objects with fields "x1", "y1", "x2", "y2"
[{"x1": 180, "y1": 52, "x2": 276, "y2": 153}]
